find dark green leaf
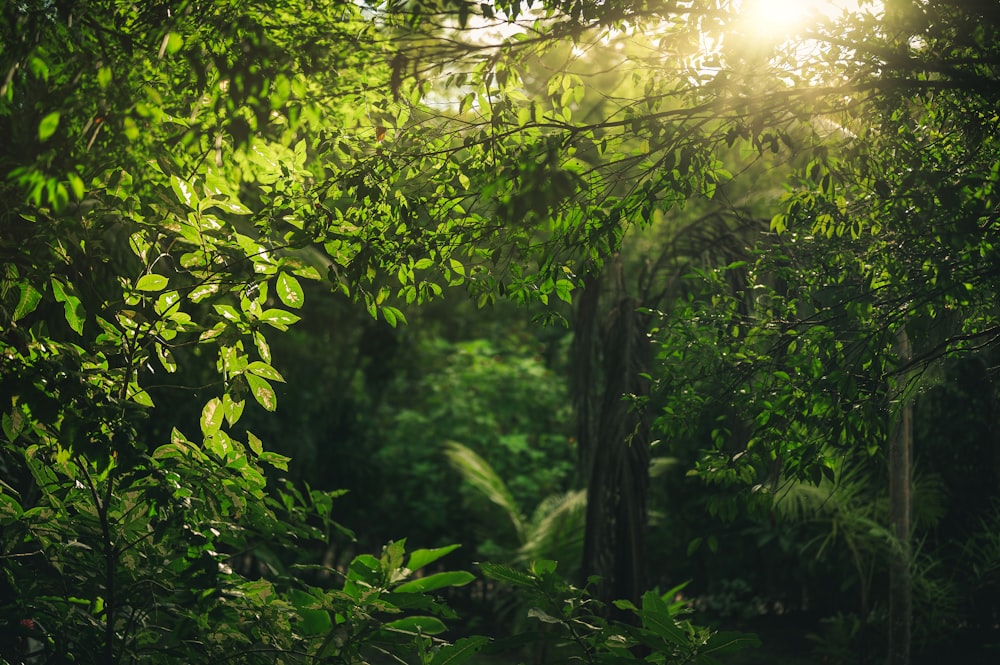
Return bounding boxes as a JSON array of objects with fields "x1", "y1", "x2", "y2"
[
  {"x1": 479, "y1": 563, "x2": 536, "y2": 588},
  {"x1": 429, "y1": 636, "x2": 490, "y2": 665},
  {"x1": 395, "y1": 571, "x2": 475, "y2": 593},
  {"x1": 383, "y1": 616, "x2": 447, "y2": 636},
  {"x1": 408, "y1": 544, "x2": 461, "y2": 572},
  {"x1": 13, "y1": 284, "x2": 42, "y2": 321}
]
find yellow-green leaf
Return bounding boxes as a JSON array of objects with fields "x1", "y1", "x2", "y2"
[
  {"x1": 129, "y1": 383, "x2": 154, "y2": 407},
  {"x1": 170, "y1": 174, "x2": 199, "y2": 208},
  {"x1": 223, "y1": 393, "x2": 245, "y2": 427},
  {"x1": 136, "y1": 274, "x2": 169, "y2": 292},
  {"x1": 200, "y1": 397, "x2": 223, "y2": 435},
  {"x1": 245, "y1": 373, "x2": 277, "y2": 411},
  {"x1": 276, "y1": 272, "x2": 304, "y2": 309},
  {"x1": 247, "y1": 431, "x2": 263, "y2": 455},
  {"x1": 155, "y1": 342, "x2": 177, "y2": 373},
  {"x1": 260, "y1": 308, "x2": 300, "y2": 330},
  {"x1": 38, "y1": 112, "x2": 60, "y2": 141},
  {"x1": 247, "y1": 361, "x2": 285, "y2": 382},
  {"x1": 253, "y1": 330, "x2": 271, "y2": 363}
]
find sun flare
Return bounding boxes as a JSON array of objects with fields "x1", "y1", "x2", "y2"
[{"x1": 740, "y1": 0, "x2": 834, "y2": 40}]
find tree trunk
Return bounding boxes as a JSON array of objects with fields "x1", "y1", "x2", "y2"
[
  {"x1": 572, "y1": 272, "x2": 602, "y2": 487},
  {"x1": 888, "y1": 329, "x2": 912, "y2": 665},
  {"x1": 577, "y1": 257, "x2": 652, "y2": 608}
]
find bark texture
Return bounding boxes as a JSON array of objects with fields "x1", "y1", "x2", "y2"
[{"x1": 888, "y1": 329, "x2": 912, "y2": 665}]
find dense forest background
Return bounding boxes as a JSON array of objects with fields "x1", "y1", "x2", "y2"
[{"x1": 2, "y1": 1, "x2": 1000, "y2": 664}]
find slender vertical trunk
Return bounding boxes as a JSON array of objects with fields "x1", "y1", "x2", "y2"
[
  {"x1": 888, "y1": 329, "x2": 912, "y2": 665},
  {"x1": 572, "y1": 272, "x2": 602, "y2": 488}
]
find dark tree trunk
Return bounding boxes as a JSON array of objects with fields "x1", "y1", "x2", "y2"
[
  {"x1": 888, "y1": 329, "x2": 912, "y2": 665},
  {"x1": 577, "y1": 259, "x2": 652, "y2": 607},
  {"x1": 572, "y1": 272, "x2": 602, "y2": 487}
]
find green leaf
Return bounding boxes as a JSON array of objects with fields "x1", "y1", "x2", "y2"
[
  {"x1": 639, "y1": 591, "x2": 686, "y2": 644},
  {"x1": 245, "y1": 373, "x2": 277, "y2": 411},
  {"x1": 170, "y1": 174, "x2": 199, "y2": 208},
  {"x1": 214, "y1": 304, "x2": 241, "y2": 322},
  {"x1": 276, "y1": 272, "x2": 304, "y2": 309},
  {"x1": 260, "y1": 308, "x2": 301, "y2": 330},
  {"x1": 407, "y1": 544, "x2": 461, "y2": 572},
  {"x1": 555, "y1": 278, "x2": 574, "y2": 303},
  {"x1": 97, "y1": 66, "x2": 112, "y2": 88},
  {"x1": 38, "y1": 112, "x2": 60, "y2": 141},
  {"x1": 205, "y1": 198, "x2": 251, "y2": 215},
  {"x1": 253, "y1": 330, "x2": 271, "y2": 362},
  {"x1": 164, "y1": 32, "x2": 183, "y2": 55},
  {"x1": 383, "y1": 616, "x2": 447, "y2": 636},
  {"x1": 67, "y1": 172, "x2": 85, "y2": 200},
  {"x1": 136, "y1": 274, "x2": 169, "y2": 292},
  {"x1": 50, "y1": 278, "x2": 85, "y2": 335},
  {"x1": 50, "y1": 276, "x2": 70, "y2": 304},
  {"x1": 382, "y1": 305, "x2": 406, "y2": 328},
  {"x1": 530, "y1": 559, "x2": 557, "y2": 576},
  {"x1": 444, "y1": 441, "x2": 523, "y2": 539},
  {"x1": 155, "y1": 342, "x2": 177, "y2": 373},
  {"x1": 204, "y1": 431, "x2": 233, "y2": 459},
  {"x1": 289, "y1": 589, "x2": 332, "y2": 635},
  {"x1": 189, "y1": 283, "x2": 219, "y2": 303},
  {"x1": 0, "y1": 491, "x2": 24, "y2": 520},
  {"x1": 612, "y1": 599, "x2": 638, "y2": 612},
  {"x1": 527, "y1": 607, "x2": 561, "y2": 624},
  {"x1": 258, "y1": 451, "x2": 289, "y2": 470},
  {"x1": 702, "y1": 630, "x2": 762, "y2": 655},
  {"x1": 247, "y1": 361, "x2": 285, "y2": 382},
  {"x1": 13, "y1": 283, "x2": 42, "y2": 321},
  {"x1": 479, "y1": 563, "x2": 536, "y2": 588},
  {"x1": 395, "y1": 571, "x2": 475, "y2": 593},
  {"x1": 200, "y1": 397, "x2": 224, "y2": 435},
  {"x1": 129, "y1": 383, "x2": 154, "y2": 407},
  {"x1": 223, "y1": 393, "x2": 245, "y2": 427},
  {"x1": 429, "y1": 636, "x2": 490, "y2": 665},
  {"x1": 2, "y1": 409, "x2": 26, "y2": 442},
  {"x1": 348, "y1": 554, "x2": 381, "y2": 584},
  {"x1": 247, "y1": 431, "x2": 263, "y2": 455}
]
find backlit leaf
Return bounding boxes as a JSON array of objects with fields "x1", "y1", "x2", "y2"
[
  {"x1": 200, "y1": 397, "x2": 223, "y2": 435},
  {"x1": 170, "y1": 174, "x2": 199, "y2": 208},
  {"x1": 276, "y1": 272, "x2": 304, "y2": 309},
  {"x1": 247, "y1": 361, "x2": 285, "y2": 382},
  {"x1": 38, "y1": 112, "x2": 60, "y2": 141},
  {"x1": 246, "y1": 373, "x2": 277, "y2": 411},
  {"x1": 260, "y1": 308, "x2": 301, "y2": 330},
  {"x1": 136, "y1": 274, "x2": 169, "y2": 292},
  {"x1": 155, "y1": 342, "x2": 177, "y2": 373},
  {"x1": 223, "y1": 393, "x2": 245, "y2": 427}
]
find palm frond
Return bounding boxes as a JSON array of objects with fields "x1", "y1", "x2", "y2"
[
  {"x1": 444, "y1": 441, "x2": 524, "y2": 541},
  {"x1": 517, "y1": 489, "x2": 587, "y2": 571}
]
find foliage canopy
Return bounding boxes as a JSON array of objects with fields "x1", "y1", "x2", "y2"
[{"x1": 3, "y1": 0, "x2": 1000, "y2": 662}]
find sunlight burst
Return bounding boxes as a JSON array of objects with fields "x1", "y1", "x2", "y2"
[{"x1": 739, "y1": 0, "x2": 834, "y2": 40}]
